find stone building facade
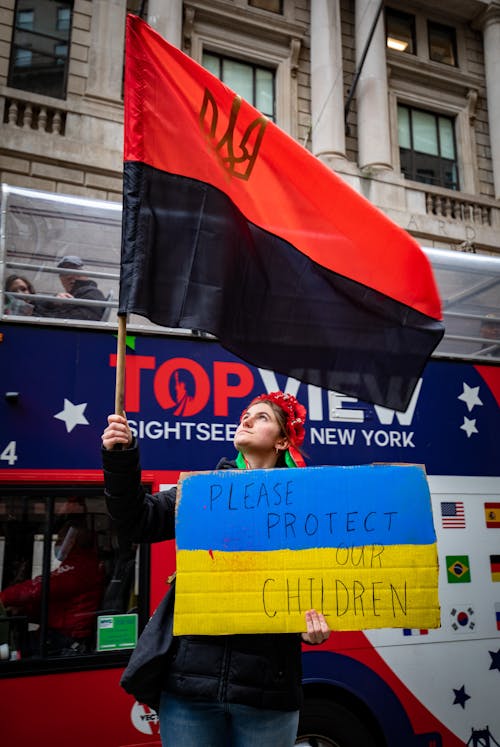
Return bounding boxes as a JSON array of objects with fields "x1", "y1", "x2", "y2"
[{"x1": 1, "y1": 0, "x2": 499, "y2": 256}]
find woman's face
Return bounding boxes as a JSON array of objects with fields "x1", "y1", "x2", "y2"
[
  {"x1": 9, "y1": 278, "x2": 31, "y2": 293},
  {"x1": 234, "y1": 401, "x2": 286, "y2": 455}
]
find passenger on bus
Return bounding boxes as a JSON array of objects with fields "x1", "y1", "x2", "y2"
[
  {"x1": 4, "y1": 274, "x2": 37, "y2": 316},
  {"x1": 0, "y1": 514, "x2": 105, "y2": 656},
  {"x1": 102, "y1": 391, "x2": 331, "y2": 747},
  {"x1": 39, "y1": 255, "x2": 106, "y2": 321}
]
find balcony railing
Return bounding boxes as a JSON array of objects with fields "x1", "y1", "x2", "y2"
[
  {"x1": 425, "y1": 190, "x2": 492, "y2": 227},
  {"x1": 3, "y1": 95, "x2": 66, "y2": 135}
]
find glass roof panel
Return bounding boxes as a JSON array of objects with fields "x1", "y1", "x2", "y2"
[{"x1": 424, "y1": 248, "x2": 500, "y2": 362}]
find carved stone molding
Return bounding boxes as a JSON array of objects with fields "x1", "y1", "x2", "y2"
[
  {"x1": 184, "y1": 5, "x2": 196, "y2": 51},
  {"x1": 289, "y1": 37, "x2": 301, "y2": 78}
]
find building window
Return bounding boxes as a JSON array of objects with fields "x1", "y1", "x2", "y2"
[
  {"x1": 17, "y1": 8, "x2": 34, "y2": 29},
  {"x1": 398, "y1": 105, "x2": 459, "y2": 190},
  {"x1": 386, "y1": 8, "x2": 416, "y2": 54},
  {"x1": 428, "y1": 21, "x2": 457, "y2": 66},
  {"x1": 8, "y1": 0, "x2": 74, "y2": 100},
  {"x1": 56, "y1": 7, "x2": 71, "y2": 32},
  {"x1": 202, "y1": 52, "x2": 275, "y2": 121},
  {"x1": 0, "y1": 489, "x2": 141, "y2": 661},
  {"x1": 127, "y1": 0, "x2": 148, "y2": 14},
  {"x1": 54, "y1": 43, "x2": 68, "y2": 65},
  {"x1": 14, "y1": 47, "x2": 33, "y2": 67},
  {"x1": 248, "y1": 0, "x2": 283, "y2": 13}
]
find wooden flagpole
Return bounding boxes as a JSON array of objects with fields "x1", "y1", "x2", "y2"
[{"x1": 115, "y1": 314, "x2": 127, "y2": 415}]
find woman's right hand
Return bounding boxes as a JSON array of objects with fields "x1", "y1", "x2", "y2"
[{"x1": 102, "y1": 414, "x2": 133, "y2": 451}]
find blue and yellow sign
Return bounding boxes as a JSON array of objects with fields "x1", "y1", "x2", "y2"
[{"x1": 174, "y1": 464, "x2": 440, "y2": 635}]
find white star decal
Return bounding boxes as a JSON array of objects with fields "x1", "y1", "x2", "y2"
[
  {"x1": 460, "y1": 416, "x2": 478, "y2": 438},
  {"x1": 458, "y1": 382, "x2": 483, "y2": 412},
  {"x1": 54, "y1": 399, "x2": 89, "y2": 433}
]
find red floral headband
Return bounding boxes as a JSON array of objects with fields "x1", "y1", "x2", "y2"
[{"x1": 249, "y1": 391, "x2": 307, "y2": 448}]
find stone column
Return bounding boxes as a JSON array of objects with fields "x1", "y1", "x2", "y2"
[
  {"x1": 355, "y1": 0, "x2": 392, "y2": 171},
  {"x1": 147, "y1": 0, "x2": 183, "y2": 47},
  {"x1": 481, "y1": 6, "x2": 500, "y2": 199},
  {"x1": 86, "y1": 0, "x2": 127, "y2": 100},
  {"x1": 310, "y1": 0, "x2": 346, "y2": 160}
]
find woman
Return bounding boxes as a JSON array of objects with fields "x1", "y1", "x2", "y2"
[
  {"x1": 102, "y1": 391, "x2": 330, "y2": 747},
  {"x1": 5, "y1": 275, "x2": 35, "y2": 294},
  {"x1": 4, "y1": 274, "x2": 36, "y2": 315}
]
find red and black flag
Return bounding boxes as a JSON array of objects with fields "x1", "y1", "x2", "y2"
[{"x1": 120, "y1": 15, "x2": 444, "y2": 411}]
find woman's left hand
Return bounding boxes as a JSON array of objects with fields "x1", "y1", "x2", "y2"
[{"x1": 301, "y1": 609, "x2": 331, "y2": 645}]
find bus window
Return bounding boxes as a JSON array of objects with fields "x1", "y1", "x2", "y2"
[
  {"x1": 0, "y1": 184, "x2": 121, "y2": 326},
  {"x1": 0, "y1": 489, "x2": 139, "y2": 662}
]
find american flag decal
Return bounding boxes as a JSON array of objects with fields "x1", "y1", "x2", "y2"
[{"x1": 441, "y1": 501, "x2": 465, "y2": 528}]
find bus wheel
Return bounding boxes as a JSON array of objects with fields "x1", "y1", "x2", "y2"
[{"x1": 296, "y1": 697, "x2": 380, "y2": 747}]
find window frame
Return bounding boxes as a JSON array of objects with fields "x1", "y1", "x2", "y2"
[
  {"x1": 17, "y1": 8, "x2": 35, "y2": 30},
  {"x1": 0, "y1": 481, "x2": 150, "y2": 675},
  {"x1": 427, "y1": 19, "x2": 458, "y2": 67},
  {"x1": 13, "y1": 46, "x2": 33, "y2": 68},
  {"x1": 385, "y1": 7, "x2": 417, "y2": 56},
  {"x1": 386, "y1": 7, "x2": 478, "y2": 195},
  {"x1": 189, "y1": 14, "x2": 302, "y2": 138},
  {"x1": 7, "y1": 0, "x2": 74, "y2": 100},
  {"x1": 56, "y1": 6, "x2": 71, "y2": 32},
  {"x1": 384, "y1": 6, "x2": 466, "y2": 71},
  {"x1": 397, "y1": 104, "x2": 459, "y2": 191},
  {"x1": 54, "y1": 42, "x2": 68, "y2": 65},
  {"x1": 248, "y1": 0, "x2": 283, "y2": 14},
  {"x1": 202, "y1": 49, "x2": 276, "y2": 121}
]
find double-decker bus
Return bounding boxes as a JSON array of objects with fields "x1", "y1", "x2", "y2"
[{"x1": 1, "y1": 184, "x2": 499, "y2": 747}]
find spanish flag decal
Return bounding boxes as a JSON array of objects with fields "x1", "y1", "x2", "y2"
[{"x1": 485, "y1": 502, "x2": 500, "y2": 528}]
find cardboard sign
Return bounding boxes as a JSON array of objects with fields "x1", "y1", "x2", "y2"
[{"x1": 174, "y1": 465, "x2": 440, "y2": 635}]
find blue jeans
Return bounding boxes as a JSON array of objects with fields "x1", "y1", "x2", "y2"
[{"x1": 159, "y1": 692, "x2": 299, "y2": 747}]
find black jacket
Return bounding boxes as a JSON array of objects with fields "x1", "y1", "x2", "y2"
[
  {"x1": 102, "y1": 444, "x2": 303, "y2": 711},
  {"x1": 39, "y1": 279, "x2": 106, "y2": 321}
]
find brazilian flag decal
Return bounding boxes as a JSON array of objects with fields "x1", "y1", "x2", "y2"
[{"x1": 446, "y1": 555, "x2": 471, "y2": 583}]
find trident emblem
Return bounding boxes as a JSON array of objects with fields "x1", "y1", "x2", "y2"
[{"x1": 199, "y1": 88, "x2": 267, "y2": 181}]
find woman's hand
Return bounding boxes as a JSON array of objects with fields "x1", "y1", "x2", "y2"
[
  {"x1": 301, "y1": 609, "x2": 331, "y2": 645},
  {"x1": 102, "y1": 414, "x2": 133, "y2": 451}
]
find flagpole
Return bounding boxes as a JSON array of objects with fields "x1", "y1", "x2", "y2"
[{"x1": 115, "y1": 314, "x2": 127, "y2": 415}]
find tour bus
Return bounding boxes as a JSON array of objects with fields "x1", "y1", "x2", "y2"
[{"x1": 0, "y1": 184, "x2": 499, "y2": 747}]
